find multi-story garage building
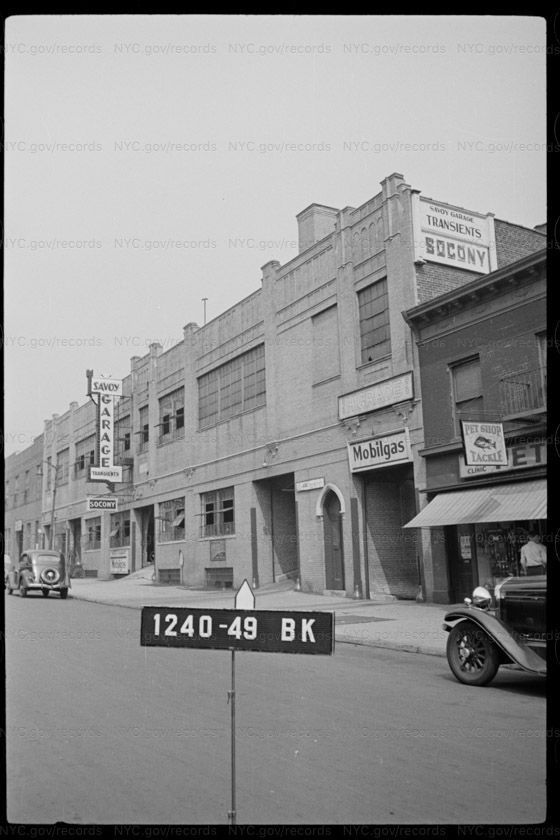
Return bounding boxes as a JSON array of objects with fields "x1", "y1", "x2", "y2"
[{"x1": 4, "y1": 173, "x2": 545, "y2": 600}]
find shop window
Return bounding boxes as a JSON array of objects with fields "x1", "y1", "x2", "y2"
[
  {"x1": 451, "y1": 357, "x2": 483, "y2": 435},
  {"x1": 198, "y1": 345, "x2": 265, "y2": 429},
  {"x1": 200, "y1": 487, "x2": 235, "y2": 537},
  {"x1": 358, "y1": 279, "x2": 391, "y2": 364},
  {"x1": 110, "y1": 511, "x2": 131, "y2": 548},
  {"x1": 158, "y1": 388, "x2": 185, "y2": 444},
  {"x1": 86, "y1": 517, "x2": 101, "y2": 550},
  {"x1": 159, "y1": 498, "x2": 186, "y2": 542}
]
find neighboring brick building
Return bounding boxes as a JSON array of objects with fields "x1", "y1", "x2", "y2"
[
  {"x1": 4, "y1": 435, "x2": 44, "y2": 560},
  {"x1": 403, "y1": 249, "x2": 546, "y2": 602},
  {"x1": 4, "y1": 173, "x2": 546, "y2": 600}
]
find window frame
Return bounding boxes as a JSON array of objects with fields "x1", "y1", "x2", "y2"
[
  {"x1": 109, "y1": 511, "x2": 131, "y2": 548},
  {"x1": 450, "y1": 356, "x2": 484, "y2": 435},
  {"x1": 200, "y1": 487, "x2": 235, "y2": 538},
  {"x1": 158, "y1": 497, "x2": 186, "y2": 542},
  {"x1": 158, "y1": 388, "x2": 185, "y2": 444},
  {"x1": 357, "y1": 278, "x2": 391, "y2": 365},
  {"x1": 198, "y1": 345, "x2": 266, "y2": 429}
]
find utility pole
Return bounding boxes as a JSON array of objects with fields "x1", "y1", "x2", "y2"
[{"x1": 202, "y1": 297, "x2": 208, "y2": 325}]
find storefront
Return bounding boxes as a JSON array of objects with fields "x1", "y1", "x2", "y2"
[{"x1": 404, "y1": 475, "x2": 547, "y2": 601}]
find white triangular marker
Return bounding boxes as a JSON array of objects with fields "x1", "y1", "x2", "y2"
[{"x1": 235, "y1": 579, "x2": 255, "y2": 610}]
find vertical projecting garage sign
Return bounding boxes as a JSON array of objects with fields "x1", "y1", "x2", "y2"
[
  {"x1": 87, "y1": 370, "x2": 123, "y2": 483},
  {"x1": 412, "y1": 193, "x2": 497, "y2": 274}
]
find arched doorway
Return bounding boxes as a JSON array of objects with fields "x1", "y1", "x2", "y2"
[{"x1": 323, "y1": 490, "x2": 345, "y2": 590}]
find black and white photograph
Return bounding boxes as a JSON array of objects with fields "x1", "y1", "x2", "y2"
[{"x1": 3, "y1": 13, "x2": 554, "y2": 831}]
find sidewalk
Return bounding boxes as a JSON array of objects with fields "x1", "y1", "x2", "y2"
[{"x1": 69, "y1": 567, "x2": 449, "y2": 657}]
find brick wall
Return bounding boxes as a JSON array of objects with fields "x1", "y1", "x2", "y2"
[
  {"x1": 416, "y1": 262, "x2": 483, "y2": 304},
  {"x1": 495, "y1": 220, "x2": 546, "y2": 267}
]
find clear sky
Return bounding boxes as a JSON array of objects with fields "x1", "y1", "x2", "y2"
[{"x1": 4, "y1": 14, "x2": 546, "y2": 456}]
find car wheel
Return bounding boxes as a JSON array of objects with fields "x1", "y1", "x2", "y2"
[
  {"x1": 446, "y1": 620, "x2": 500, "y2": 686},
  {"x1": 60, "y1": 588, "x2": 68, "y2": 599},
  {"x1": 42, "y1": 588, "x2": 50, "y2": 597}
]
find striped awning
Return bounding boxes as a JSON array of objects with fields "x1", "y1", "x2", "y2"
[{"x1": 403, "y1": 479, "x2": 547, "y2": 528}]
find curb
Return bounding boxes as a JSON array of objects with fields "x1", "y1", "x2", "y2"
[{"x1": 68, "y1": 591, "x2": 447, "y2": 657}]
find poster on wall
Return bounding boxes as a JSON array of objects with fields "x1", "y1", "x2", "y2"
[{"x1": 461, "y1": 421, "x2": 507, "y2": 467}]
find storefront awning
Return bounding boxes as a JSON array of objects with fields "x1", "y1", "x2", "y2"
[{"x1": 403, "y1": 479, "x2": 547, "y2": 528}]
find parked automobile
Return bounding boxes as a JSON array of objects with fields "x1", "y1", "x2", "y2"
[
  {"x1": 6, "y1": 550, "x2": 70, "y2": 599},
  {"x1": 442, "y1": 575, "x2": 546, "y2": 686}
]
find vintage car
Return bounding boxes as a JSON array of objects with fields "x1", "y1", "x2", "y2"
[
  {"x1": 6, "y1": 549, "x2": 70, "y2": 599},
  {"x1": 443, "y1": 575, "x2": 546, "y2": 686}
]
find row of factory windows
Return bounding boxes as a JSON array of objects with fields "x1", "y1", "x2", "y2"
[
  {"x1": 21, "y1": 278, "x2": 390, "y2": 486},
  {"x1": 7, "y1": 488, "x2": 235, "y2": 553},
  {"x1": 6, "y1": 329, "x2": 546, "y2": 510},
  {"x1": 85, "y1": 488, "x2": 235, "y2": 550}
]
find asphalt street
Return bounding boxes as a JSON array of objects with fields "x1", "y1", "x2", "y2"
[{"x1": 5, "y1": 596, "x2": 546, "y2": 825}]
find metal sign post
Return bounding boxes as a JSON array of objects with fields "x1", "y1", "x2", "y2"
[
  {"x1": 140, "y1": 579, "x2": 334, "y2": 823},
  {"x1": 227, "y1": 648, "x2": 236, "y2": 825},
  {"x1": 228, "y1": 579, "x2": 254, "y2": 825}
]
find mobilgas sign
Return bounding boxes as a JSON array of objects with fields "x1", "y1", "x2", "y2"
[
  {"x1": 140, "y1": 606, "x2": 334, "y2": 655},
  {"x1": 413, "y1": 195, "x2": 496, "y2": 274},
  {"x1": 347, "y1": 430, "x2": 412, "y2": 473}
]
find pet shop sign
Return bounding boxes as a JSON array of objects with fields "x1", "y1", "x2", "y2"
[{"x1": 461, "y1": 421, "x2": 507, "y2": 467}]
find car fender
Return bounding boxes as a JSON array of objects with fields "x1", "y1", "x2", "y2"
[{"x1": 443, "y1": 607, "x2": 546, "y2": 675}]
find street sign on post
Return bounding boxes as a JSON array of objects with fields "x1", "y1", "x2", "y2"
[
  {"x1": 140, "y1": 606, "x2": 334, "y2": 655},
  {"x1": 139, "y1": 579, "x2": 335, "y2": 825}
]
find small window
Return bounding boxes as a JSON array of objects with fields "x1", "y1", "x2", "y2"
[
  {"x1": 158, "y1": 388, "x2": 185, "y2": 443},
  {"x1": 159, "y1": 498, "x2": 186, "y2": 542},
  {"x1": 200, "y1": 487, "x2": 235, "y2": 538},
  {"x1": 138, "y1": 406, "x2": 149, "y2": 452},
  {"x1": 451, "y1": 357, "x2": 483, "y2": 434}
]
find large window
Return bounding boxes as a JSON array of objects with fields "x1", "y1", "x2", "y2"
[
  {"x1": 358, "y1": 279, "x2": 391, "y2": 363},
  {"x1": 200, "y1": 487, "x2": 234, "y2": 537},
  {"x1": 86, "y1": 517, "x2": 101, "y2": 549},
  {"x1": 451, "y1": 357, "x2": 483, "y2": 434},
  {"x1": 75, "y1": 436, "x2": 96, "y2": 476},
  {"x1": 158, "y1": 388, "x2": 185, "y2": 444},
  {"x1": 110, "y1": 511, "x2": 131, "y2": 548},
  {"x1": 198, "y1": 345, "x2": 265, "y2": 428},
  {"x1": 159, "y1": 498, "x2": 185, "y2": 542},
  {"x1": 138, "y1": 405, "x2": 149, "y2": 452}
]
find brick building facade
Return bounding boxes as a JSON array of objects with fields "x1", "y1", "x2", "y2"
[
  {"x1": 403, "y1": 249, "x2": 546, "y2": 601},
  {"x1": 4, "y1": 173, "x2": 546, "y2": 600}
]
